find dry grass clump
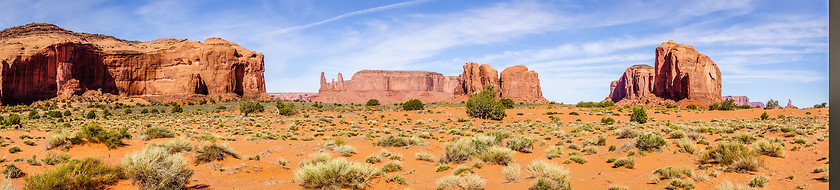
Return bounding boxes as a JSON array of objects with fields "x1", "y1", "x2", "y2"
[
  {"x1": 333, "y1": 145, "x2": 357, "y2": 157},
  {"x1": 439, "y1": 135, "x2": 497, "y2": 163},
  {"x1": 546, "y1": 146, "x2": 563, "y2": 159},
  {"x1": 715, "y1": 180, "x2": 751, "y2": 190},
  {"x1": 381, "y1": 161, "x2": 403, "y2": 173},
  {"x1": 193, "y1": 142, "x2": 240, "y2": 164},
  {"x1": 149, "y1": 138, "x2": 192, "y2": 153},
  {"x1": 294, "y1": 158, "x2": 376, "y2": 189},
  {"x1": 654, "y1": 166, "x2": 694, "y2": 179},
  {"x1": 501, "y1": 163, "x2": 521, "y2": 182},
  {"x1": 24, "y1": 157, "x2": 123, "y2": 190},
  {"x1": 506, "y1": 136, "x2": 535, "y2": 153},
  {"x1": 748, "y1": 176, "x2": 769, "y2": 187},
  {"x1": 635, "y1": 133, "x2": 667, "y2": 151},
  {"x1": 676, "y1": 138, "x2": 697, "y2": 154},
  {"x1": 45, "y1": 131, "x2": 77, "y2": 150},
  {"x1": 612, "y1": 157, "x2": 635, "y2": 169},
  {"x1": 753, "y1": 139, "x2": 785, "y2": 157},
  {"x1": 140, "y1": 126, "x2": 175, "y2": 140},
  {"x1": 614, "y1": 127, "x2": 640, "y2": 139},
  {"x1": 700, "y1": 141, "x2": 763, "y2": 171},
  {"x1": 415, "y1": 152, "x2": 434, "y2": 162},
  {"x1": 665, "y1": 179, "x2": 695, "y2": 190},
  {"x1": 526, "y1": 160, "x2": 571, "y2": 190},
  {"x1": 435, "y1": 174, "x2": 486, "y2": 190},
  {"x1": 373, "y1": 135, "x2": 413, "y2": 147},
  {"x1": 478, "y1": 146, "x2": 515, "y2": 165},
  {"x1": 122, "y1": 146, "x2": 194, "y2": 190}
]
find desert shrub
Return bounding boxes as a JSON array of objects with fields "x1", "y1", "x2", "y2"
[
  {"x1": 569, "y1": 154, "x2": 587, "y2": 164},
  {"x1": 458, "y1": 174, "x2": 486, "y2": 190},
  {"x1": 2, "y1": 164, "x2": 24, "y2": 178},
  {"x1": 141, "y1": 126, "x2": 175, "y2": 140},
  {"x1": 416, "y1": 152, "x2": 434, "y2": 162},
  {"x1": 466, "y1": 85, "x2": 506, "y2": 120},
  {"x1": 364, "y1": 155, "x2": 381, "y2": 164},
  {"x1": 294, "y1": 158, "x2": 376, "y2": 189},
  {"x1": 275, "y1": 102, "x2": 297, "y2": 116},
  {"x1": 435, "y1": 175, "x2": 460, "y2": 189},
  {"x1": 373, "y1": 135, "x2": 413, "y2": 147},
  {"x1": 365, "y1": 99, "x2": 380, "y2": 106},
  {"x1": 46, "y1": 131, "x2": 79, "y2": 150},
  {"x1": 526, "y1": 160, "x2": 571, "y2": 190},
  {"x1": 239, "y1": 100, "x2": 264, "y2": 116},
  {"x1": 700, "y1": 141, "x2": 762, "y2": 171},
  {"x1": 630, "y1": 107, "x2": 647, "y2": 124},
  {"x1": 669, "y1": 130, "x2": 685, "y2": 139},
  {"x1": 760, "y1": 112, "x2": 769, "y2": 120},
  {"x1": 506, "y1": 136, "x2": 534, "y2": 153},
  {"x1": 654, "y1": 166, "x2": 694, "y2": 179},
  {"x1": 601, "y1": 117, "x2": 616, "y2": 125},
  {"x1": 436, "y1": 164, "x2": 451, "y2": 172},
  {"x1": 193, "y1": 142, "x2": 240, "y2": 164},
  {"x1": 41, "y1": 151, "x2": 71, "y2": 165},
  {"x1": 149, "y1": 138, "x2": 192, "y2": 153},
  {"x1": 402, "y1": 99, "x2": 424, "y2": 111},
  {"x1": 8, "y1": 114, "x2": 21, "y2": 125},
  {"x1": 75, "y1": 123, "x2": 127, "y2": 149},
  {"x1": 478, "y1": 146, "x2": 515, "y2": 165},
  {"x1": 453, "y1": 166, "x2": 474, "y2": 175},
  {"x1": 333, "y1": 145, "x2": 356, "y2": 157},
  {"x1": 381, "y1": 161, "x2": 403, "y2": 173},
  {"x1": 27, "y1": 110, "x2": 39, "y2": 119},
  {"x1": 170, "y1": 105, "x2": 183, "y2": 113},
  {"x1": 765, "y1": 99, "x2": 779, "y2": 109},
  {"x1": 666, "y1": 179, "x2": 695, "y2": 190},
  {"x1": 676, "y1": 138, "x2": 697, "y2": 154},
  {"x1": 732, "y1": 133, "x2": 756, "y2": 144},
  {"x1": 582, "y1": 146, "x2": 598, "y2": 154},
  {"x1": 501, "y1": 163, "x2": 521, "y2": 182},
  {"x1": 685, "y1": 105, "x2": 697, "y2": 110},
  {"x1": 439, "y1": 135, "x2": 497, "y2": 163},
  {"x1": 753, "y1": 140, "x2": 785, "y2": 157},
  {"x1": 748, "y1": 176, "x2": 769, "y2": 187},
  {"x1": 122, "y1": 146, "x2": 193, "y2": 190},
  {"x1": 499, "y1": 98, "x2": 515, "y2": 109},
  {"x1": 24, "y1": 157, "x2": 122, "y2": 190},
  {"x1": 546, "y1": 146, "x2": 563, "y2": 159},
  {"x1": 8, "y1": 146, "x2": 21, "y2": 153},
  {"x1": 588, "y1": 135, "x2": 607, "y2": 146},
  {"x1": 613, "y1": 157, "x2": 635, "y2": 169},
  {"x1": 614, "y1": 127, "x2": 640, "y2": 139},
  {"x1": 635, "y1": 133, "x2": 666, "y2": 151},
  {"x1": 47, "y1": 110, "x2": 62, "y2": 118},
  {"x1": 716, "y1": 180, "x2": 751, "y2": 190}
]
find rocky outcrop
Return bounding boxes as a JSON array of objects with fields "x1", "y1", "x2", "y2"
[
  {"x1": 606, "y1": 65, "x2": 655, "y2": 103},
  {"x1": 312, "y1": 63, "x2": 547, "y2": 104},
  {"x1": 785, "y1": 99, "x2": 798, "y2": 109},
  {"x1": 499, "y1": 65, "x2": 547, "y2": 102},
  {"x1": 0, "y1": 23, "x2": 267, "y2": 104},
  {"x1": 311, "y1": 70, "x2": 459, "y2": 104},
  {"x1": 723, "y1": 96, "x2": 765, "y2": 108},
  {"x1": 269, "y1": 92, "x2": 316, "y2": 101},
  {"x1": 606, "y1": 41, "x2": 721, "y2": 107},
  {"x1": 653, "y1": 40, "x2": 722, "y2": 106}
]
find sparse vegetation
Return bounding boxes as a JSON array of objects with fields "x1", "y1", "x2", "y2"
[
  {"x1": 24, "y1": 157, "x2": 123, "y2": 190},
  {"x1": 123, "y1": 146, "x2": 194, "y2": 190},
  {"x1": 466, "y1": 85, "x2": 506, "y2": 120}
]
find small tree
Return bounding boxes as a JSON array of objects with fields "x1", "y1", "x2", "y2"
[
  {"x1": 765, "y1": 99, "x2": 779, "y2": 109},
  {"x1": 276, "y1": 102, "x2": 297, "y2": 116},
  {"x1": 8, "y1": 114, "x2": 20, "y2": 125},
  {"x1": 760, "y1": 112, "x2": 769, "y2": 120},
  {"x1": 366, "y1": 99, "x2": 380, "y2": 106},
  {"x1": 499, "y1": 98, "x2": 515, "y2": 109},
  {"x1": 630, "y1": 107, "x2": 647, "y2": 124},
  {"x1": 466, "y1": 86, "x2": 506, "y2": 120},
  {"x1": 814, "y1": 102, "x2": 827, "y2": 108},
  {"x1": 719, "y1": 100, "x2": 736, "y2": 110},
  {"x1": 239, "y1": 100, "x2": 265, "y2": 116},
  {"x1": 402, "y1": 99, "x2": 424, "y2": 111}
]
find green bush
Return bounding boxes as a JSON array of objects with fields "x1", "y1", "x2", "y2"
[
  {"x1": 85, "y1": 111, "x2": 96, "y2": 119},
  {"x1": 686, "y1": 105, "x2": 697, "y2": 109},
  {"x1": 402, "y1": 99, "x2": 424, "y2": 111},
  {"x1": 499, "y1": 98, "x2": 515, "y2": 109},
  {"x1": 239, "y1": 100, "x2": 264, "y2": 116},
  {"x1": 23, "y1": 157, "x2": 123, "y2": 190},
  {"x1": 438, "y1": 135, "x2": 497, "y2": 163},
  {"x1": 373, "y1": 135, "x2": 413, "y2": 147},
  {"x1": 170, "y1": 105, "x2": 183, "y2": 113},
  {"x1": 365, "y1": 99, "x2": 380, "y2": 106},
  {"x1": 665, "y1": 179, "x2": 695, "y2": 190},
  {"x1": 635, "y1": 134, "x2": 666, "y2": 151},
  {"x1": 381, "y1": 161, "x2": 403, "y2": 173},
  {"x1": 276, "y1": 102, "x2": 297, "y2": 116},
  {"x1": 122, "y1": 146, "x2": 193, "y2": 190},
  {"x1": 294, "y1": 158, "x2": 376, "y2": 189},
  {"x1": 760, "y1": 112, "x2": 769, "y2": 120},
  {"x1": 478, "y1": 146, "x2": 515, "y2": 165},
  {"x1": 654, "y1": 166, "x2": 693, "y2": 179},
  {"x1": 7, "y1": 114, "x2": 20, "y2": 125},
  {"x1": 141, "y1": 126, "x2": 175, "y2": 140},
  {"x1": 630, "y1": 107, "x2": 647, "y2": 124},
  {"x1": 700, "y1": 141, "x2": 762, "y2": 171},
  {"x1": 193, "y1": 142, "x2": 240, "y2": 164},
  {"x1": 466, "y1": 85, "x2": 506, "y2": 120},
  {"x1": 749, "y1": 176, "x2": 769, "y2": 187},
  {"x1": 612, "y1": 157, "x2": 635, "y2": 169},
  {"x1": 27, "y1": 110, "x2": 39, "y2": 119},
  {"x1": 601, "y1": 117, "x2": 616, "y2": 125},
  {"x1": 2, "y1": 164, "x2": 24, "y2": 178},
  {"x1": 506, "y1": 136, "x2": 534, "y2": 153},
  {"x1": 75, "y1": 123, "x2": 127, "y2": 149},
  {"x1": 8, "y1": 146, "x2": 21, "y2": 153}
]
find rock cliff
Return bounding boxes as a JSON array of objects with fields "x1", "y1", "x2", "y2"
[
  {"x1": 0, "y1": 23, "x2": 267, "y2": 104},
  {"x1": 499, "y1": 65, "x2": 547, "y2": 102},
  {"x1": 606, "y1": 41, "x2": 722, "y2": 107}
]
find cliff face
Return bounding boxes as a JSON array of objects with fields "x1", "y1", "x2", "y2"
[
  {"x1": 0, "y1": 23, "x2": 266, "y2": 104},
  {"x1": 606, "y1": 41, "x2": 722, "y2": 107},
  {"x1": 499, "y1": 65, "x2": 546, "y2": 102},
  {"x1": 312, "y1": 70, "x2": 459, "y2": 104}
]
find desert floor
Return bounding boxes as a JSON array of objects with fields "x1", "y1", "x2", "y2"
[{"x1": 0, "y1": 98, "x2": 829, "y2": 190}]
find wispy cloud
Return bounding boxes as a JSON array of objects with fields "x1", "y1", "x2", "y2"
[{"x1": 268, "y1": 0, "x2": 432, "y2": 34}]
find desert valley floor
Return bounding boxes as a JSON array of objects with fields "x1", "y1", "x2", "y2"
[{"x1": 0, "y1": 98, "x2": 829, "y2": 190}]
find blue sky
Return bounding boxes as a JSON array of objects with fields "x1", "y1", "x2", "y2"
[{"x1": 0, "y1": 0, "x2": 828, "y2": 107}]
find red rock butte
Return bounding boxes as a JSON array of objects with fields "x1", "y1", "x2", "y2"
[
  {"x1": 606, "y1": 40, "x2": 722, "y2": 107},
  {"x1": 311, "y1": 63, "x2": 547, "y2": 104},
  {"x1": 0, "y1": 23, "x2": 267, "y2": 104}
]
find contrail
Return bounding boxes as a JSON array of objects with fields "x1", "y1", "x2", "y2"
[{"x1": 272, "y1": 0, "x2": 432, "y2": 34}]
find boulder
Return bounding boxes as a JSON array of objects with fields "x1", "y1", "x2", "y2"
[
  {"x1": 499, "y1": 65, "x2": 547, "y2": 102},
  {"x1": 0, "y1": 23, "x2": 267, "y2": 104},
  {"x1": 653, "y1": 40, "x2": 722, "y2": 107}
]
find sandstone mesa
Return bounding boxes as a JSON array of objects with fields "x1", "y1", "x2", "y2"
[
  {"x1": 311, "y1": 63, "x2": 548, "y2": 104},
  {"x1": 0, "y1": 23, "x2": 267, "y2": 104}
]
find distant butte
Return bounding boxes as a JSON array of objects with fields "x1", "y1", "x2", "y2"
[
  {"x1": 311, "y1": 63, "x2": 547, "y2": 104},
  {"x1": 0, "y1": 23, "x2": 268, "y2": 104}
]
